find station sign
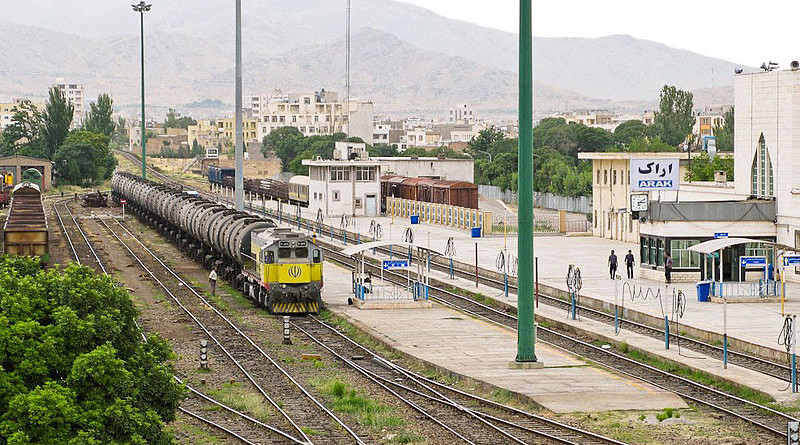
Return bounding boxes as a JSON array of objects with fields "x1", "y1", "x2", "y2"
[
  {"x1": 630, "y1": 159, "x2": 680, "y2": 191},
  {"x1": 784, "y1": 256, "x2": 800, "y2": 267},
  {"x1": 740, "y1": 256, "x2": 767, "y2": 268},
  {"x1": 382, "y1": 260, "x2": 409, "y2": 270},
  {"x1": 714, "y1": 232, "x2": 728, "y2": 239}
]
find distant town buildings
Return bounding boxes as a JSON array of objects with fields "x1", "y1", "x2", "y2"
[
  {"x1": 693, "y1": 106, "x2": 731, "y2": 138},
  {"x1": 449, "y1": 103, "x2": 474, "y2": 125},
  {"x1": 550, "y1": 110, "x2": 656, "y2": 132},
  {"x1": 52, "y1": 81, "x2": 84, "y2": 129}
]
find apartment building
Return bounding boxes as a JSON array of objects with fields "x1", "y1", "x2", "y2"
[
  {"x1": 186, "y1": 118, "x2": 259, "y2": 151},
  {"x1": 449, "y1": 103, "x2": 474, "y2": 125},
  {"x1": 249, "y1": 89, "x2": 374, "y2": 143},
  {"x1": 52, "y1": 82, "x2": 84, "y2": 128}
]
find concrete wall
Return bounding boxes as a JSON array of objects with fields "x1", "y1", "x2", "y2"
[
  {"x1": 307, "y1": 164, "x2": 381, "y2": 217},
  {"x1": 375, "y1": 158, "x2": 474, "y2": 182}
]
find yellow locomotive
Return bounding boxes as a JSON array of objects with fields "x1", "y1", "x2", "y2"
[{"x1": 243, "y1": 227, "x2": 323, "y2": 314}]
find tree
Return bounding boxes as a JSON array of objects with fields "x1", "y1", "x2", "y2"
[
  {"x1": 1, "y1": 100, "x2": 44, "y2": 157},
  {"x1": 262, "y1": 127, "x2": 305, "y2": 169},
  {"x1": 713, "y1": 107, "x2": 734, "y2": 152},
  {"x1": 0, "y1": 257, "x2": 184, "y2": 444},
  {"x1": 614, "y1": 120, "x2": 650, "y2": 146},
  {"x1": 83, "y1": 94, "x2": 115, "y2": 137},
  {"x1": 191, "y1": 139, "x2": 204, "y2": 157},
  {"x1": 652, "y1": 85, "x2": 696, "y2": 146},
  {"x1": 685, "y1": 152, "x2": 734, "y2": 181},
  {"x1": 41, "y1": 87, "x2": 74, "y2": 159},
  {"x1": 53, "y1": 131, "x2": 117, "y2": 185},
  {"x1": 163, "y1": 108, "x2": 196, "y2": 130},
  {"x1": 112, "y1": 116, "x2": 128, "y2": 145},
  {"x1": 468, "y1": 126, "x2": 505, "y2": 159}
]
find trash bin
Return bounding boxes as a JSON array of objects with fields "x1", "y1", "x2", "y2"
[
  {"x1": 410, "y1": 215, "x2": 419, "y2": 224},
  {"x1": 471, "y1": 227, "x2": 482, "y2": 238},
  {"x1": 696, "y1": 281, "x2": 711, "y2": 302}
]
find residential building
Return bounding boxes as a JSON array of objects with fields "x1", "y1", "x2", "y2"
[
  {"x1": 693, "y1": 106, "x2": 731, "y2": 137},
  {"x1": 0, "y1": 100, "x2": 46, "y2": 132},
  {"x1": 250, "y1": 89, "x2": 374, "y2": 143},
  {"x1": 52, "y1": 82, "x2": 84, "y2": 128},
  {"x1": 449, "y1": 103, "x2": 474, "y2": 125},
  {"x1": 186, "y1": 118, "x2": 259, "y2": 152}
]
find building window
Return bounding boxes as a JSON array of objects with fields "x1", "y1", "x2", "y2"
[
  {"x1": 594, "y1": 210, "x2": 597, "y2": 228},
  {"x1": 356, "y1": 167, "x2": 375, "y2": 182},
  {"x1": 332, "y1": 190, "x2": 340, "y2": 201},
  {"x1": 657, "y1": 239, "x2": 665, "y2": 267},
  {"x1": 640, "y1": 237, "x2": 648, "y2": 264},
  {"x1": 603, "y1": 169, "x2": 608, "y2": 185},
  {"x1": 330, "y1": 166, "x2": 350, "y2": 182},
  {"x1": 596, "y1": 169, "x2": 600, "y2": 184},
  {"x1": 613, "y1": 169, "x2": 617, "y2": 185},
  {"x1": 751, "y1": 133, "x2": 774, "y2": 197},
  {"x1": 670, "y1": 239, "x2": 700, "y2": 268},
  {"x1": 355, "y1": 198, "x2": 363, "y2": 209}
]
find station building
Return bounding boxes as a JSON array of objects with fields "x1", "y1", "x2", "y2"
[
  {"x1": 581, "y1": 67, "x2": 800, "y2": 282},
  {"x1": 0, "y1": 156, "x2": 53, "y2": 191}
]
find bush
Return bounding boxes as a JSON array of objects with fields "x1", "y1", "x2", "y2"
[{"x1": 0, "y1": 257, "x2": 184, "y2": 444}]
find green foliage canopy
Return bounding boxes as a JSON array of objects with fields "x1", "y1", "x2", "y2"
[
  {"x1": 41, "y1": 87, "x2": 74, "y2": 160},
  {"x1": 83, "y1": 94, "x2": 115, "y2": 137},
  {"x1": 652, "y1": 85, "x2": 696, "y2": 146},
  {"x1": 53, "y1": 131, "x2": 117, "y2": 186},
  {"x1": 713, "y1": 107, "x2": 734, "y2": 152},
  {"x1": 0, "y1": 256, "x2": 184, "y2": 444},
  {"x1": 163, "y1": 109, "x2": 196, "y2": 130},
  {"x1": 685, "y1": 152, "x2": 734, "y2": 181}
]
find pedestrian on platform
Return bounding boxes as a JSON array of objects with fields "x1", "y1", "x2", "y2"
[
  {"x1": 664, "y1": 254, "x2": 673, "y2": 284},
  {"x1": 209, "y1": 268, "x2": 218, "y2": 296},
  {"x1": 625, "y1": 249, "x2": 635, "y2": 279},
  {"x1": 608, "y1": 250, "x2": 618, "y2": 279}
]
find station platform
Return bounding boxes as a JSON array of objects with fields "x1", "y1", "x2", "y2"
[
  {"x1": 321, "y1": 261, "x2": 688, "y2": 413},
  {"x1": 235, "y1": 194, "x2": 800, "y2": 402}
]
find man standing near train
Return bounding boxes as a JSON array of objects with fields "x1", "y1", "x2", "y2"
[{"x1": 209, "y1": 268, "x2": 218, "y2": 296}]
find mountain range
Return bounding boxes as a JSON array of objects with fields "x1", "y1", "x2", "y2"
[{"x1": 0, "y1": 0, "x2": 743, "y2": 119}]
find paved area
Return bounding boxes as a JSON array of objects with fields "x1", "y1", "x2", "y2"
[{"x1": 321, "y1": 261, "x2": 687, "y2": 413}]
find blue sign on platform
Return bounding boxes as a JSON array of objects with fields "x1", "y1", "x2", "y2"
[
  {"x1": 714, "y1": 232, "x2": 729, "y2": 239},
  {"x1": 784, "y1": 256, "x2": 800, "y2": 267},
  {"x1": 382, "y1": 260, "x2": 409, "y2": 270},
  {"x1": 740, "y1": 256, "x2": 767, "y2": 268}
]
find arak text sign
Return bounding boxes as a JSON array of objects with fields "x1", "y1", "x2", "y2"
[{"x1": 630, "y1": 159, "x2": 680, "y2": 191}]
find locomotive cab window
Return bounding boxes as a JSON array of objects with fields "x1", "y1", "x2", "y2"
[
  {"x1": 264, "y1": 251, "x2": 274, "y2": 264},
  {"x1": 295, "y1": 247, "x2": 309, "y2": 258},
  {"x1": 313, "y1": 249, "x2": 321, "y2": 263},
  {"x1": 278, "y1": 248, "x2": 292, "y2": 259}
]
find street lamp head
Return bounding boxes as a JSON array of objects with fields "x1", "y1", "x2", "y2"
[{"x1": 131, "y1": 1, "x2": 152, "y2": 12}]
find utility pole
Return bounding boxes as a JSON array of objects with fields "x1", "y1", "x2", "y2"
[
  {"x1": 345, "y1": 0, "x2": 351, "y2": 137},
  {"x1": 234, "y1": 0, "x2": 244, "y2": 211},
  {"x1": 132, "y1": 1, "x2": 151, "y2": 180},
  {"x1": 515, "y1": 0, "x2": 538, "y2": 364}
]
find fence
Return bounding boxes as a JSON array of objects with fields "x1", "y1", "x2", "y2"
[
  {"x1": 711, "y1": 280, "x2": 778, "y2": 299},
  {"x1": 493, "y1": 213, "x2": 590, "y2": 234},
  {"x1": 387, "y1": 197, "x2": 493, "y2": 233},
  {"x1": 478, "y1": 185, "x2": 592, "y2": 215}
]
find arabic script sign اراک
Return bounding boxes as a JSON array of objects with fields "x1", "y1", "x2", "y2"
[{"x1": 630, "y1": 159, "x2": 680, "y2": 191}]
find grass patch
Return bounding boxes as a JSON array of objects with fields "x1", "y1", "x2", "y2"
[
  {"x1": 312, "y1": 378, "x2": 406, "y2": 430},
  {"x1": 619, "y1": 346, "x2": 774, "y2": 406},
  {"x1": 205, "y1": 382, "x2": 275, "y2": 423},
  {"x1": 391, "y1": 432, "x2": 427, "y2": 443},
  {"x1": 167, "y1": 418, "x2": 226, "y2": 444},
  {"x1": 318, "y1": 309, "x2": 402, "y2": 360},
  {"x1": 301, "y1": 427, "x2": 319, "y2": 436}
]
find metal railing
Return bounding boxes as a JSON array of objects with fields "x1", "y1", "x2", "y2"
[{"x1": 712, "y1": 280, "x2": 778, "y2": 298}]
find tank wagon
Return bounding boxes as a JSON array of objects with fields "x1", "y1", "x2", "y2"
[
  {"x1": 2, "y1": 183, "x2": 48, "y2": 256},
  {"x1": 112, "y1": 172, "x2": 323, "y2": 314}
]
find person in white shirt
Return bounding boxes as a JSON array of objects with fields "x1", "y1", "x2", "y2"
[{"x1": 209, "y1": 269, "x2": 218, "y2": 296}]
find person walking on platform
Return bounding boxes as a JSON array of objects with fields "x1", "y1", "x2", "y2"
[
  {"x1": 608, "y1": 250, "x2": 618, "y2": 279},
  {"x1": 664, "y1": 254, "x2": 673, "y2": 284},
  {"x1": 625, "y1": 249, "x2": 635, "y2": 279},
  {"x1": 209, "y1": 268, "x2": 218, "y2": 296}
]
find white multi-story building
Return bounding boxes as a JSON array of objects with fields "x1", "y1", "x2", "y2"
[
  {"x1": 52, "y1": 81, "x2": 84, "y2": 128},
  {"x1": 302, "y1": 142, "x2": 381, "y2": 217},
  {"x1": 449, "y1": 103, "x2": 474, "y2": 125},
  {"x1": 250, "y1": 89, "x2": 374, "y2": 143}
]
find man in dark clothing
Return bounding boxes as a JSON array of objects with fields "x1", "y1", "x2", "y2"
[
  {"x1": 608, "y1": 250, "x2": 618, "y2": 279},
  {"x1": 665, "y1": 253, "x2": 673, "y2": 284},
  {"x1": 625, "y1": 250, "x2": 635, "y2": 279}
]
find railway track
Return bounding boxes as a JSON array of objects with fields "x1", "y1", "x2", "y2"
[
  {"x1": 321, "y1": 243, "x2": 797, "y2": 442},
  {"x1": 100, "y1": 217, "x2": 361, "y2": 445},
  {"x1": 294, "y1": 315, "x2": 625, "y2": 445},
  {"x1": 55, "y1": 199, "x2": 303, "y2": 444}
]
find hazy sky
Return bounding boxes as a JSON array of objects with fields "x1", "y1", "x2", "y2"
[{"x1": 400, "y1": 0, "x2": 799, "y2": 66}]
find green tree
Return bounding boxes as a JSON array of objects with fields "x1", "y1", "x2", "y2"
[
  {"x1": 112, "y1": 116, "x2": 128, "y2": 145},
  {"x1": 468, "y1": 126, "x2": 505, "y2": 160},
  {"x1": 614, "y1": 120, "x2": 650, "y2": 146},
  {"x1": 191, "y1": 139, "x2": 204, "y2": 157},
  {"x1": 367, "y1": 143, "x2": 399, "y2": 157},
  {"x1": 0, "y1": 257, "x2": 184, "y2": 444},
  {"x1": 713, "y1": 107, "x2": 734, "y2": 152},
  {"x1": 685, "y1": 152, "x2": 734, "y2": 181},
  {"x1": 41, "y1": 87, "x2": 74, "y2": 159},
  {"x1": 652, "y1": 85, "x2": 696, "y2": 146},
  {"x1": 83, "y1": 94, "x2": 115, "y2": 137},
  {"x1": 1, "y1": 101, "x2": 44, "y2": 157},
  {"x1": 163, "y1": 108, "x2": 196, "y2": 130},
  {"x1": 262, "y1": 127, "x2": 305, "y2": 170},
  {"x1": 53, "y1": 131, "x2": 117, "y2": 185}
]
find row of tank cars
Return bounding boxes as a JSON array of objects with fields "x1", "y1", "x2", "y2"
[
  {"x1": 207, "y1": 166, "x2": 310, "y2": 206},
  {"x1": 113, "y1": 172, "x2": 323, "y2": 314}
]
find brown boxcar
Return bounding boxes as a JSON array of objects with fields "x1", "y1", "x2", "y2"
[
  {"x1": 3, "y1": 183, "x2": 48, "y2": 256},
  {"x1": 432, "y1": 180, "x2": 479, "y2": 209},
  {"x1": 380, "y1": 175, "x2": 479, "y2": 210}
]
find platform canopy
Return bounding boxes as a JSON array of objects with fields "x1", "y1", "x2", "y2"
[
  {"x1": 341, "y1": 241, "x2": 444, "y2": 257},
  {"x1": 688, "y1": 237, "x2": 796, "y2": 255}
]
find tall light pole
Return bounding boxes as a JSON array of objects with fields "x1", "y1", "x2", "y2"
[
  {"x1": 515, "y1": 0, "x2": 538, "y2": 364},
  {"x1": 234, "y1": 0, "x2": 244, "y2": 211},
  {"x1": 132, "y1": 1, "x2": 151, "y2": 180}
]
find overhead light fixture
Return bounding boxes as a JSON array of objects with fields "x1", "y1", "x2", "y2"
[{"x1": 735, "y1": 67, "x2": 744, "y2": 74}]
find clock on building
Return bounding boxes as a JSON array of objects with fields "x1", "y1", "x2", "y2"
[{"x1": 630, "y1": 194, "x2": 649, "y2": 212}]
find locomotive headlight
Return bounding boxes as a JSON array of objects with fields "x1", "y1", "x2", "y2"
[{"x1": 281, "y1": 284, "x2": 287, "y2": 289}]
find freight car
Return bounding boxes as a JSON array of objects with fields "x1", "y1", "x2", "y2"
[
  {"x1": 208, "y1": 165, "x2": 309, "y2": 207},
  {"x1": 2, "y1": 183, "x2": 48, "y2": 256},
  {"x1": 380, "y1": 175, "x2": 479, "y2": 210},
  {"x1": 112, "y1": 172, "x2": 322, "y2": 314},
  {"x1": 288, "y1": 175, "x2": 310, "y2": 204}
]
